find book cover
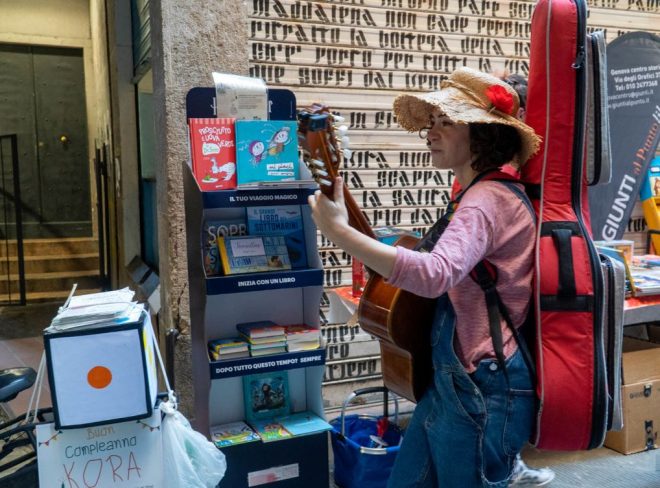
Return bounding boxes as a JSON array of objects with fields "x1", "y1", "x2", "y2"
[
  {"x1": 202, "y1": 217, "x2": 247, "y2": 276},
  {"x1": 247, "y1": 206, "x2": 307, "y2": 268},
  {"x1": 210, "y1": 421, "x2": 260, "y2": 447},
  {"x1": 276, "y1": 411, "x2": 332, "y2": 437},
  {"x1": 236, "y1": 320, "x2": 285, "y2": 339},
  {"x1": 235, "y1": 120, "x2": 299, "y2": 185},
  {"x1": 249, "y1": 419, "x2": 292, "y2": 442},
  {"x1": 218, "y1": 235, "x2": 291, "y2": 275},
  {"x1": 597, "y1": 245, "x2": 635, "y2": 295},
  {"x1": 189, "y1": 118, "x2": 237, "y2": 190},
  {"x1": 594, "y1": 239, "x2": 635, "y2": 264},
  {"x1": 243, "y1": 371, "x2": 290, "y2": 424}
]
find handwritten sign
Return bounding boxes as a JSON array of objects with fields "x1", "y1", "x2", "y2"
[{"x1": 36, "y1": 411, "x2": 162, "y2": 488}]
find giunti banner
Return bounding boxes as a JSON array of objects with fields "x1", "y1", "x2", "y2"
[{"x1": 589, "y1": 32, "x2": 660, "y2": 240}]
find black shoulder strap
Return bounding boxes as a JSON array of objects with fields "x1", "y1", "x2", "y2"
[{"x1": 470, "y1": 180, "x2": 536, "y2": 378}]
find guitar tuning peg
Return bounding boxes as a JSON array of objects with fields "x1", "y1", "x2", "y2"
[
  {"x1": 341, "y1": 136, "x2": 350, "y2": 147},
  {"x1": 342, "y1": 148, "x2": 353, "y2": 160},
  {"x1": 318, "y1": 177, "x2": 332, "y2": 187},
  {"x1": 333, "y1": 115, "x2": 346, "y2": 124},
  {"x1": 309, "y1": 159, "x2": 325, "y2": 168},
  {"x1": 336, "y1": 125, "x2": 348, "y2": 137}
]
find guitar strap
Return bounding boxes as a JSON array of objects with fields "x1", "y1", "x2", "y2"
[{"x1": 416, "y1": 171, "x2": 536, "y2": 379}]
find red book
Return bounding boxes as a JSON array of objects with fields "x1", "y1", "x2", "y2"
[{"x1": 189, "y1": 118, "x2": 237, "y2": 190}]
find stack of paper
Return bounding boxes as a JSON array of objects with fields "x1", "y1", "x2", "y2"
[
  {"x1": 46, "y1": 287, "x2": 143, "y2": 332},
  {"x1": 236, "y1": 321, "x2": 287, "y2": 357},
  {"x1": 282, "y1": 324, "x2": 321, "y2": 352}
]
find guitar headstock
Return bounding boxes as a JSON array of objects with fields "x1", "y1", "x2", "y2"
[
  {"x1": 297, "y1": 103, "x2": 375, "y2": 239},
  {"x1": 297, "y1": 104, "x2": 351, "y2": 199}
]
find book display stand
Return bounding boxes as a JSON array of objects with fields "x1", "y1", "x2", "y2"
[{"x1": 183, "y1": 86, "x2": 329, "y2": 487}]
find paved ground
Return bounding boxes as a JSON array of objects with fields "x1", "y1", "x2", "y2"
[{"x1": 2, "y1": 303, "x2": 659, "y2": 487}]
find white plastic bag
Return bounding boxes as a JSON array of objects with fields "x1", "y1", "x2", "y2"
[{"x1": 161, "y1": 399, "x2": 227, "y2": 488}]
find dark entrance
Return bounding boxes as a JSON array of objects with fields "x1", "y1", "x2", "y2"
[{"x1": 0, "y1": 44, "x2": 91, "y2": 239}]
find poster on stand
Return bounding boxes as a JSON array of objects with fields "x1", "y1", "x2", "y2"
[
  {"x1": 589, "y1": 32, "x2": 660, "y2": 241},
  {"x1": 36, "y1": 410, "x2": 162, "y2": 487}
]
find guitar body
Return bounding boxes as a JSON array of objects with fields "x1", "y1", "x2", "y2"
[{"x1": 358, "y1": 235, "x2": 437, "y2": 402}]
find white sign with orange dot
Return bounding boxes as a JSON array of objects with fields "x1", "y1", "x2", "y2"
[{"x1": 46, "y1": 319, "x2": 157, "y2": 429}]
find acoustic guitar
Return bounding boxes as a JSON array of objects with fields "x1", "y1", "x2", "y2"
[{"x1": 298, "y1": 104, "x2": 436, "y2": 402}]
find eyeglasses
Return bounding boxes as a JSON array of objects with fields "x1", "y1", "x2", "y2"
[{"x1": 418, "y1": 127, "x2": 430, "y2": 139}]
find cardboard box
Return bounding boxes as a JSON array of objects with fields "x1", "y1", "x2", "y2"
[
  {"x1": 604, "y1": 337, "x2": 660, "y2": 454},
  {"x1": 647, "y1": 325, "x2": 660, "y2": 343},
  {"x1": 44, "y1": 313, "x2": 158, "y2": 429}
]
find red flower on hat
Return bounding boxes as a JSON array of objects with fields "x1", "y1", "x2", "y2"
[{"x1": 485, "y1": 85, "x2": 514, "y2": 115}]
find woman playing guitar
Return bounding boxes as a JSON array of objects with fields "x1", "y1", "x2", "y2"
[{"x1": 308, "y1": 67, "x2": 542, "y2": 487}]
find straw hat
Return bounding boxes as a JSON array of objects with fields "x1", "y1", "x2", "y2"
[{"x1": 393, "y1": 67, "x2": 541, "y2": 165}]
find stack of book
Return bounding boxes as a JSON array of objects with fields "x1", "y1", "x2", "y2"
[
  {"x1": 630, "y1": 254, "x2": 660, "y2": 297},
  {"x1": 237, "y1": 321, "x2": 287, "y2": 357},
  {"x1": 208, "y1": 337, "x2": 250, "y2": 361},
  {"x1": 282, "y1": 324, "x2": 321, "y2": 352}
]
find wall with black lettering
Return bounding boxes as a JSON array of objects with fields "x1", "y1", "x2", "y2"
[{"x1": 247, "y1": 0, "x2": 660, "y2": 398}]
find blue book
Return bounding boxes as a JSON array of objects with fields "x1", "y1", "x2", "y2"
[
  {"x1": 235, "y1": 120, "x2": 299, "y2": 185},
  {"x1": 276, "y1": 411, "x2": 332, "y2": 437},
  {"x1": 246, "y1": 206, "x2": 307, "y2": 268},
  {"x1": 243, "y1": 372, "x2": 290, "y2": 424}
]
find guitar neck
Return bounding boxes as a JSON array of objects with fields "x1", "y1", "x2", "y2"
[{"x1": 307, "y1": 130, "x2": 376, "y2": 240}]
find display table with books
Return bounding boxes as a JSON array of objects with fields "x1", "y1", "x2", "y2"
[{"x1": 183, "y1": 78, "x2": 331, "y2": 488}]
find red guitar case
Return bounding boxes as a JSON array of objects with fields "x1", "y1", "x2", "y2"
[{"x1": 523, "y1": 0, "x2": 609, "y2": 450}]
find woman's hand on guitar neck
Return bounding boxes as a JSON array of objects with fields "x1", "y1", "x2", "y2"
[{"x1": 308, "y1": 176, "x2": 397, "y2": 279}]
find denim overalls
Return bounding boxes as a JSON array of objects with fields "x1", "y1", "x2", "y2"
[{"x1": 387, "y1": 295, "x2": 535, "y2": 488}]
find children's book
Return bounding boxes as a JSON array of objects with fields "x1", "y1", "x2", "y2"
[
  {"x1": 208, "y1": 337, "x2": 250, "y2": 360},
  {"x1": 246, "y1": 206, "x2": 307, "y2": 268},
  {"x1": 236, "y1": 321, "x2": 285, "y2": 339},
  {"x1": 594, "y1": 240, "x2": 634, "y2": 265},
  {"x1": 249, "y1": 419, "x2": 292, "y2": 442},
  {"x1": 210, "y1": 421, "x2": 260, "y2": 447},
  {"x1": 218, "y1": 235, "x2": 291, "y2": 275},
  {"x1": 596, "y1": 245, "x2": 634, "y2": 296},
  {"x1": 276, "y1": 411, "x2": 332, "y2": 437},
  {"x1": 235, "y1": 120, "x2": 299, "y2": 185},
  {"x1": 202, "y1": 218, "x2": 247, "y2": 276},
  {"x1": 189, "y1": 118, "x2": 237, "y2": 191},
  {"x1": 243, "y1": 372, "x2": 290, "y2": 424}
]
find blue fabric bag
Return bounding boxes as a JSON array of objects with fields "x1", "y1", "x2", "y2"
[{"x1": 330, "y1": 387, "x2": 403, "y2": 488}]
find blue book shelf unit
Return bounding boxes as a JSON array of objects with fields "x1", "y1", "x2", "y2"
[{"x1": 183, "y1": 85, "x2": 329, "y2": 488}]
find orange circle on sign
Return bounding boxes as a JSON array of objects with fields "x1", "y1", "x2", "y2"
[{"x1": 87, "y1": 366, "x2": 112, "y2": 389}]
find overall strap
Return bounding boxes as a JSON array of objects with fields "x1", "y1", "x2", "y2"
[{"x1": 469, "y1": 179, "x2": 536, "y2": 378}]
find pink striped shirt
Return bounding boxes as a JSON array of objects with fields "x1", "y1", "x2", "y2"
[{"x1": 386, "y1": 181, "x2": 535, "y2": 372}]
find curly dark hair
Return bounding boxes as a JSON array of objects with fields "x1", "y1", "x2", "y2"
[{"x1": 469, "y1": 123, "x2": 522, "y2": 172}]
